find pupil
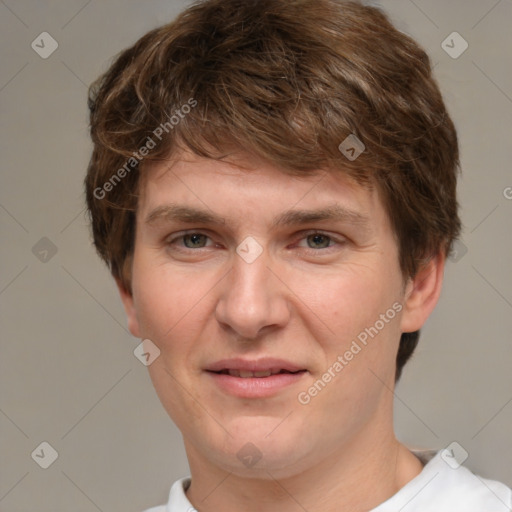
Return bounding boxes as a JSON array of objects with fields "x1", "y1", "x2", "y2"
[
  {"x1": 185, "y1": 234, "x2": 206, "y2": 248},
  {"x1": 309, "y1": 234, "x2": 329, "y2": 249}
]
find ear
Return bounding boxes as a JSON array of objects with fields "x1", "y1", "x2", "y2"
[
  {"x1": 116, "y1": 278, "x2": 141, "y2": 338},
  {"x1": 400, "y1": 251, "x2": 445, "y2": 333}
]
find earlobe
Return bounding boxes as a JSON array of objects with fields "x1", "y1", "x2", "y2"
[
  {"x1": 400, "y1": 252, "x2": 446, "y2": 333},
  {"x1": 116, "y1": 278, "x2": 141, "y2": 338}
]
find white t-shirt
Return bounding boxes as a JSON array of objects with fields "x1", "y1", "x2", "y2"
[{"x1": 143, "y1": 450, "x2": 512, "y2": 511}]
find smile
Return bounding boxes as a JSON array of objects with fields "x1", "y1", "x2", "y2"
[
  {"x1": 215, "y1": 368, "x2": 302, "y2": 378},
  {"x1": 206, "y1": 369, "x2": 307, "y2": 398}
]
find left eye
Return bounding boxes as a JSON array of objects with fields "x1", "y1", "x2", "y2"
[
  {"x1": 295, "y1": 232, "x2": 339, "y2": 250},
  {"x1": 302, "y1": 233, "x2": 333, "y2": 249},
  {"x1": 181, "y1": 233, "x2": 211, "y2": 248}
]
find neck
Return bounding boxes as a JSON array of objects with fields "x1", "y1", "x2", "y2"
[{"x1": 184, "y1": 425, "x2": 423, "y2": 512}]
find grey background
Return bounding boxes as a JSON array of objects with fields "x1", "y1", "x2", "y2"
[{"x1": 1, "y1": 0, "x2": 511, "y2": 510}]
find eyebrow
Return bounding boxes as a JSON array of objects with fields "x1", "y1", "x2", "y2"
[{"x1": 145, "y1": 203, "x2": 371, "y2": 231}]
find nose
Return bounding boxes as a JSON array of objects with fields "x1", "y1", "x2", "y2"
[{"x1": 214, "y1": 248, "x2": 291, "y2": 341}]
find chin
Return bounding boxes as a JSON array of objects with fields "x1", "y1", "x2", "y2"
[
  {"x1": 207, "y1": 420, "x2": 312, "y2": 478},
  {"x1": 213, "y1": 448, "x2": 308, "y2": 480}
]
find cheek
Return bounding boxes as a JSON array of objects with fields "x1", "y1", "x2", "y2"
[
  {"x1": 294, "y1": 268, "x2": 402, "y2": 427},
  {"x1": 289, "y1": 265, "x2": 392, "y2": 339},
  {"x1": 131, "y1": 259, "x2": 212, "y2": 344},
  {"x1": 131, "y1": 262, "x2": 216, "y2": 422},
  {"x1": 288, "y1": 262, "x2": 403, "y2": 388}
]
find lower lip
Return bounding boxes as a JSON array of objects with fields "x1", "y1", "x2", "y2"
[{"x1": 206, "y1": 371, "x2": 307, "y2": 398}]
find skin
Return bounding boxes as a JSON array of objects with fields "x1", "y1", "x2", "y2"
[{"x1": 118, "y1": 149, "x2": 445, "y2": 512}]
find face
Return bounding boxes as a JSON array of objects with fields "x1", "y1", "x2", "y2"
[{"x1": 119, "y1": 150, "x2": 438, "y2": 478}]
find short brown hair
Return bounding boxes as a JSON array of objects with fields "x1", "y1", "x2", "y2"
[{"x1": 85, "y1": 0, "x2": 461, "y2": 381}]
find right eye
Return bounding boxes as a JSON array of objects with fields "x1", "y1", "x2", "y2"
[{"x1": 167, "y1": 232, "x2": 215, "y2": 250}]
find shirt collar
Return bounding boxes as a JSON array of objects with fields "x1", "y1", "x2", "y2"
[{"x1": 164, "y1": 450, "x2": 511, "y2": 512}]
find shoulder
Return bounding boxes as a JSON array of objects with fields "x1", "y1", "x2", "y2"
[
  {"x1": 373, "y1": 450, "x2": 512, "y2": 511},
  {"x1": 141, "y1": 476, "x2": 193, "y2": 512}
]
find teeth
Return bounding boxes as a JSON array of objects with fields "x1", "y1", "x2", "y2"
[
  {"x1": 254, "y1": 370, "x2": 272, "y2": 377},
  {"x1": 227, "y1": 369, "x2": 275, "y2": 378}
]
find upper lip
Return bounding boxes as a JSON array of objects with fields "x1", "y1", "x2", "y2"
[{"x1": 205, "y1": 358, "x2": 306, "y2": 373}]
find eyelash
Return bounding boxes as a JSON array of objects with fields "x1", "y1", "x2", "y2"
[{"x1": 165, "y1": 230, "x2": 345, "y2": 254}]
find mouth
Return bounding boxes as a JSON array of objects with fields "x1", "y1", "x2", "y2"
[
  {"x1": 205, "y1": 362, "x2": 308, "y2": 398},
  {"x1": 209, "y1": 368, "x2": 306, "y2": 378}
]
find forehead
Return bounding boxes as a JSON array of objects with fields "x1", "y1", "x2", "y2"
[{"x1": 137, "y1": 150, "x2": 385, "y2": 231}]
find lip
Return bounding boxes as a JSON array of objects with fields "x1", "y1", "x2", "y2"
[
  {"x1": 204, "y1": 358, "x2": 307, "y2": 398},
  {"x1": 206, "y1": 370, "x2": 307, "y2": 398},
  {"x1": 205, "y1": 357, "x2": 305, "y2": 373}
]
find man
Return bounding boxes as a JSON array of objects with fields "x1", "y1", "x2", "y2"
[{"x1": 85, "y1": 0, "x2": 512, "y2": 510}]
